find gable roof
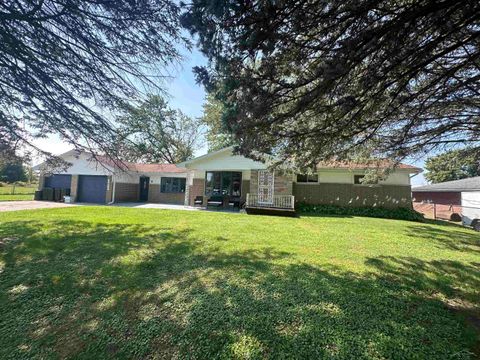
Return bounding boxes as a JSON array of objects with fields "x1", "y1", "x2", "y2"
[
  {"x1": 412, "y1": 176, "x2": 480, "y2": 192},
  {"x1": 95, "y1": 155, "x2": 187, "y2": 174},
  {"x1": 34, "y1": 150, "x2": 186, "y2": 174},
  {"x1": 178, "y1": 147, "x2": 267, "y2": 170},
  {"x1": 180, "y1": 147, "x2": 421, "y2": 173}
]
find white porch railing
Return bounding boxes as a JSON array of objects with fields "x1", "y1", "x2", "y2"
[{"x1": 246, "y1": 194, "x2": 295, "y2": 210}]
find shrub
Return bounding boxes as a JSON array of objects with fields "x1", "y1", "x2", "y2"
[{"x1": 297, "y1": 203, "x2": 425, "y2": 222}]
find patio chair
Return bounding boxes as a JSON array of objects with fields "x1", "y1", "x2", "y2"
[
  {"x1": 194, "y1": 196, "x2": 203, "y2": 207},
  {"x1": 207, "y1": 195, "x2": 224, "y2": 209}
]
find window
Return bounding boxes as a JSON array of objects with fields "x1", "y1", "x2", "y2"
[
  {"x1": 205, "y1": 171, "x2": 242, "y2": 196},
  {"x1": 161, "y1": 177, "x2": 186, "y2": 193},
  {"x1": 297, "y1": 174, "x2": 319, "y2": 183},
  {"x1": 354, "y1": 175, "x2": 365, "y2": 184}
]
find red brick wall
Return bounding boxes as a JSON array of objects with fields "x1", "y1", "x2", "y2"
[
  {"x1": 148, "y1": 184, "x2": 185, "y2": 204},
  {"x1": 115, "y1": 182, "x2": 139, "y2": 202},
  {"x1": 412, "y1": 191, "x2": 461, "y2": 205},
  {"x1": 189, "y1": 178, "x2": 205, "y2": 206}
]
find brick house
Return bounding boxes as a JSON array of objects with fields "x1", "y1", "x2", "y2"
[
  {"x1": 35, "y1": 147, "x2": 421, "y2": 212},
  {"x1": 179, "y1": 147, "x2": 421, "y2": 212}
]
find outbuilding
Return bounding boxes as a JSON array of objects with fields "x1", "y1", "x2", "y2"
[{"x1": 412, "y1": 176, "x2": 480, "y2": 229}]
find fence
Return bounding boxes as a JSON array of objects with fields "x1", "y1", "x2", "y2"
[{"x1": 413, "y1": 202, "x2": 473, "y2": 222}]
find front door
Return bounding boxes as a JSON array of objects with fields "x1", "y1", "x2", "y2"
[
  {"x1": 258, "y1": 170, "x2": 274, "y2": 205},
  {"x1": 139, "y1": 177, "x2": 150, "y2": 201}
]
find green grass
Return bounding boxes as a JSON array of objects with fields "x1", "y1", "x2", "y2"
[
  {"x1": 0, "y1": 185, "x2": 37, "y2": 194},
  {"x1": 0, "y1": 207, "x2": 479, "y2": 359},
  {"x1": 0, "y1": 194, "x2": 34, "y2": 201},
  {"x1": 0, "y1": 185, "x2": 36, "y2": 201}
]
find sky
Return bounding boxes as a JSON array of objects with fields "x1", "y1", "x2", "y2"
[{"x1": 31, "y1": 45, "x2": 428, "y2": 186}]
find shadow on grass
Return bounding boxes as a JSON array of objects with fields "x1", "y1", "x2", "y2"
[
  {"x1": 405, "y1": 222, "x2": 480, "y2": 253},
  {"x1": 0, "y1": 220, "x2": 478, "y2": 359}
]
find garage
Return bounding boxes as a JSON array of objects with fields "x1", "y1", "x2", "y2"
[
  {"x1": 44, "y1": 174, "x2": 72, "y2": 189},
  {"x1": 77, "y1": 175, "x2": 108, "y2": 204}
]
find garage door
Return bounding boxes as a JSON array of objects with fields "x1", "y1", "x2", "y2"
[
  {"x1": 77, "y1": 175, "x2": 108, "y2": 204},
  {"x1": 44, "y1": 174, "x2": 72, "y2": 188}
]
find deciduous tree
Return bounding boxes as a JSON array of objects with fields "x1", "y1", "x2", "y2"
[
  {"x1": 117, "y1": 95, "x2": 203, "y2": 164},
  {"x1": 0, "y1": 0, "x2": 185, "y2": 163},
  {"x1": 425, "y1": 148, "x2": 480, "y2": 183}
]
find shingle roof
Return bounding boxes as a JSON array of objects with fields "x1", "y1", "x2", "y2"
[
  {"x1": 412, "y1": 176, "x2": 480, "y2": 192},
  {"x1": 97, "y1": 156, "x2": 187, "y2": 174}
]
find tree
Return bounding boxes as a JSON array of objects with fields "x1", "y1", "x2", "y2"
[
  {"x1": 0, "y1": 161, "x2": 28, "y2": 183},
  {"x1": 201, "y1": 94, "x2": 235, "y2": 152},
  {"x1": 0, "y1": 0, "x2": 185, "y2": 164},
  {"x1": 424, "y1": 148, "x2": 480, "y2": 183},
  {"x1": 182, "y1": 1, "x2": 480, "y2": 170},
  {"x1": 117, "y1": 95, "x2": 203, "y2": 164}
]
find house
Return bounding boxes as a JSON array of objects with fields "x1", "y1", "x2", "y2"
[
  {"x1": 179, "y1": 147, "x2": 421, "y2": 212},
  {"x1": 412, "y1": 177, "x2": 480, "y2": 229},
  {"x1": 35, "y1": 147, "x2": 421, "y2": 211},
  {"x1": 34, "y1": 150, "x2": 189, "y2": 205}
]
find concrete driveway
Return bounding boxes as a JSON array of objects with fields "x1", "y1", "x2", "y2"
[{"x1": 0, "y1": 201, "x2": 76, "y2": 212}]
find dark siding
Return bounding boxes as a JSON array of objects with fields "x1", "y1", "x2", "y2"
[
  {"x1": 44, "y1": 174, "x2": 72, "y2": 189},
  {"x1": 293, "y1": 183, "x2": 412, "y2": 208}
]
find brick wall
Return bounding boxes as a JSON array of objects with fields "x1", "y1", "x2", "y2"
[
  {"x1": 411, "y1": 191, "x2": 461, "y2": 205},
  {"x1": 241, "y1": 180, "x2": 250, "y2": 202},
  {"x1": 189, "y1": 178, "x2": 205, "y2": 206},
  {"x1": 148, "y1": 184, "x2": 185, "y2": 204},
  {"x1": 70, "y1": 175, "x2": 79, "y2": 202},
  {"x1": 115, "y1": 182, "x2": 139, "y2": 202},
  {"x1": 293, "y1": 183, "x2": 412, "y2": 208},
  {"x1": 105, "y1": 176, "x2": 113, "y2": 203},
  {"x1": 38, "y1": 175, "x2": 45, "y2": 190}
]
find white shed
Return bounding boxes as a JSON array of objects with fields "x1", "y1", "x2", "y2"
[{"x1": 461, "y1": 190, "x2": 480, "y2": 229}]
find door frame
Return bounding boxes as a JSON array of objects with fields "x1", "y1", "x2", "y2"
[{"x1": 139, "y1": 176, "x2": 150, "y2": 202}]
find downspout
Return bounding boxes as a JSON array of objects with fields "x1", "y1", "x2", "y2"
[{"x1": 108, "y1": 179, "x2": 116, "y2": 204}]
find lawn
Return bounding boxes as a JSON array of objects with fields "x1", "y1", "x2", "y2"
[
  {"x1": 0, "y1": 207, "x2": 478, "y2": 359},
  {"x1": 0, "y1": 185, "x2": 36, "y2": 201}
]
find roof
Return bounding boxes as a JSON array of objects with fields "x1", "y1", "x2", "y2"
[
  {"x1": 177, "y1": 146, "x2": 234, "y2": 167},
  {"x1": 412, "y1": 176, "x2": 480, "y2": 192},
  {"x1": 97, "y1": 156, "x2": 187, "y2": 174},
  {"x1": 317, "y1": 160, "x2": 421, "y2": 172},
  {"x1": 180, "y1": 147, "x2": 421, "y2": 173},
  {"x1": 33, "y1": 149, "x2": 186, "y2": 174}
]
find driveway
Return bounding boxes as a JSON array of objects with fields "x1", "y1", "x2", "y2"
[{"x1": 0, "y1": 201, "x2": 76, "y2": 212}]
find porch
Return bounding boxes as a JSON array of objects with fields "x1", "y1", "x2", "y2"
[
  {"x1": 246, "y1": 193, "x2": 295, "y2": 210},
  {"x1": 189, "y1": 169, "x2": 295, "y2": 213}
]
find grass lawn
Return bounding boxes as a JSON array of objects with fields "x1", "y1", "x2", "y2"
[
  {"x1": 0, "y1": 207, "x2": 479, "y2": 359},
  {"x1": 0, "y1": 185, "x2": 36, "y2": 201},
  {"x1": 0, "y1": 194, "x2": 34, "y2": 201}
]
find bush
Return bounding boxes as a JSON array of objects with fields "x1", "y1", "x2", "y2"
[{"x1": 297, "y1": 203, "x2": 425, "y2": 222}]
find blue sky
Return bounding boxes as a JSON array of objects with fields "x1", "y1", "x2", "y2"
[{"x1": 32, "y1": 45, "x2": 427, "y2": 185}]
